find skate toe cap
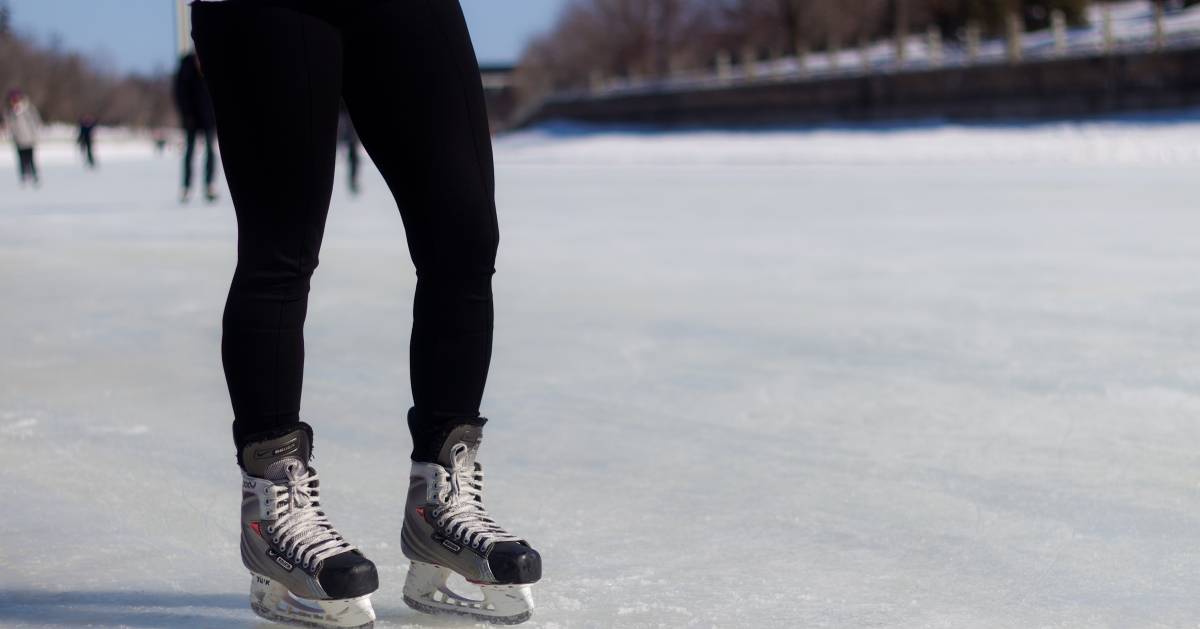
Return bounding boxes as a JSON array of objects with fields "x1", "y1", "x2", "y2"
[
  {"x1": 318, "y1": 551, "x2": 379, "y2": 599},
  {"x1": 488, "y1": 542, "x2": 541, "y2": 585}
]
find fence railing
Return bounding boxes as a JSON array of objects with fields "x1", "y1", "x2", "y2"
[{"x1": 547, "y1": 2, "x2": 1200, "y2": 105}]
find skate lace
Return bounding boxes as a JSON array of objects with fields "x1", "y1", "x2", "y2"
[
  {"x1": 267, "y1": 462, "x2": 356, "y2": 571},
  {"x1": 432, "y1": 443, "x2": 521, "y2": 552}
]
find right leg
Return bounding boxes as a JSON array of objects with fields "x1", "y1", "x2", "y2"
[
  {"x1": 182, "y1": 127, "x2": 197, "y2": 193},
  {"x1": 15, "y1": 148, "x2": 28, "y2": 182},
  {"x1": 193, "y1": 1, "x2": 342, "y2": 447},
  {"x1": 26, "y1": 148, "x2": 37, "y2": 183},
  {"x1": 192, "y1": 4, "x2": 377, "y2": 627}
]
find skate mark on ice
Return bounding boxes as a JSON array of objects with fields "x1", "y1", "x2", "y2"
[{"x1": 0, "y1": 590, "x2": 247, "y2": 628}]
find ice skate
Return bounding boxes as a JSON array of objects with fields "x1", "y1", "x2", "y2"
[
  {"x1": 205, "y1": 184, "x2": 219, "y2": 203},
  {"x1": 240, "y1": 424, "x2": 378, "y2": 628},
  {"x1": 401, "y1": 421, "x2": 541, "y2": 625}
]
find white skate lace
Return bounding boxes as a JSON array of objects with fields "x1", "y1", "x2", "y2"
[
  {"x1": 266, "y1": 462, "x2": 356, "y2": 570},
  {"x1": 432, "y1": 443, "x2": 521, "y2": 551}
]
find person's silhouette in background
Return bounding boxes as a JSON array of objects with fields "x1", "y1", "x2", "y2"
[
  {"x1": 5, "y1": 89, "x2": 41, "y2": 186},
  {"x1": 338, "y1": 106, "x2": 361, "y2": 195},
  {"x1": 174, "y1": 53, "x2": 218, "y2": 203},
  {"x1": 78, "y1": 114, "x2": 97, "y2": 168}
]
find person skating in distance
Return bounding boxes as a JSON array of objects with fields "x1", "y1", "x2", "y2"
[
  {"x1": 173, "y1": 52, "x2": 219, "y2": 203},
  {"x1": 5, "y1": 89, "x2": 41, "y2": 187},
  {"x1": 190, "y1": 1, "x2": 542, "y2": 627}
]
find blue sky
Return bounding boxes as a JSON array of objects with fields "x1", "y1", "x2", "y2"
[{"x1": 7, "y1": 0, "x2": 570, "y2": 75}]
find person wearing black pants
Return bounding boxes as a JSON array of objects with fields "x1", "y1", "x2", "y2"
[
  {"x1": 173, "y1": 52, "x2": 218, "y2": 203},
  {"x1": 191, "y1": 1, "x2": 540, "y2": 625}
]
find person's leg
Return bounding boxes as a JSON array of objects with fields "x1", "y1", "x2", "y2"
[
  {"x1": 342, "y1": 0, "x2": 499, "y2": 459},
  {"x1": 182, "y1": 127, "x2": 196, "y2": 192},
  {"x1": 346, "y1": 138, "x2": 360, "y2": 194},
  {"x1": 192, "y1": 1, "x2": 344, "y2": 448},
  {"x1": 16, "y1": 148, "x2": 29, "y2": 182},
  {"x1": 25, "y1": 148, "x2": 37, "y2": 183},
  {"x1": 203, "y1": 128, "x2": 216, "y2": 187}
]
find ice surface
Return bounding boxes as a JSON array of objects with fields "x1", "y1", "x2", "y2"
[{"x1": 3, "y1": 115, "x2": 1200, "y2": 628}]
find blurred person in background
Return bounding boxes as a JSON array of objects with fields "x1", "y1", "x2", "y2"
[
  {"x1": 173, "y1": 52, "x2": 218, "y2": 203},
  {"x1": 190, "y1": 0, "x2": 541, "y2": 626},
  {"x1": 5, "y1": 89, "x2": 41, "y2": 187},
  {"x1": 338, "y1": 106, "x2": 361, "y2": 195},
  {"x1": 77, "y1": 114, "x2": 97, "y2": 169}
]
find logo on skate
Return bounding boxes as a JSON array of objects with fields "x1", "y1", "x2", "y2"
[
  {"x1": 243, "y1": 479, "x2": 257, "y2": 489},
  {"x1": 256, "y1": 437, "x2": 299, "y2": 460},
  {"x1": 267, "y1": 549, "x2": 295, "y2": 571}
]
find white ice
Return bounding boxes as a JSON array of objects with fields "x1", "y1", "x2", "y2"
[{"x1": 2, "y1": 114, "x2": 1200, "y2": 628}]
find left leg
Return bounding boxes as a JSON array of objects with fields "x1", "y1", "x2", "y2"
[
  {"x1": 342, "y1": 2, "x2": 540, "y2": 623},
  {"x1": 342, "y1": 0, "x2": 499, "y2": 454},
  {"x1": 23, "y1": 148, "x2": 38, "y2": 183},
  {"x1": 203, "y1": 128, "x2": 218, "y2": 200}
]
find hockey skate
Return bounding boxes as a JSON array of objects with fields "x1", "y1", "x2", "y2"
[
  {"x1": 240, "y1": 424, "x2": 379, "y2": 628},
  {"x1": 401, "y1": 421, "x2": 541, "y2": 625}
]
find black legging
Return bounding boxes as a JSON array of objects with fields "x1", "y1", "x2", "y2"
[
  {"x1": 16, "y1": 147, "x2": 37, "y2": 183},
  {"x1": 192, "y1": 0, "x2": 499, "y2": 451}
]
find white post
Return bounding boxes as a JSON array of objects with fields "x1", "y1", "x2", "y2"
[
  {"x1": 1006, "y1": 10, "x2": 1023, "y2": 64},
  {"x1": 795, "y1": 40, "x2": 809, "y2": 77},
  {"x1": 742, "y1": 45, "x2": 757, "y2": 79},
  {"x1": 966, "y1": 22, "x2": 981, "y2": 64},
  {"x1": 829, "y1": 35, "x2": 841, "y2": 71},
  {"x1": 175, "y1": 0, "x2": 192, "y2": 55},
  {"x1": 1153, "y1": 1, "x2": 1166, "y2": 51},
  {"x1": 1102, "y1": 4, "x2": 1115, "y2": 54},
  {"x1": 589, "y1": 70, "x2": 605, "y2": 94},
  {"x1": 859, "y1": 39, "x2": 871, "y2": 73},
  {"x1": 716, "y1": 51, "x2": 733, "y2": 83},
  {"x1": 927, "y1": 25, "x2": 943, "y2": 67},
  {"x1": 1051, "y1": 9, "x2": 1067, "y2": 56}
]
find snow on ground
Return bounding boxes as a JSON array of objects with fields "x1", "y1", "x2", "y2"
[{"x1": 3, "y1": 115, "x2": 1200, "y2": 628}]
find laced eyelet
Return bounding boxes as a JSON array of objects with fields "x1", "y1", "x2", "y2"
[{"x1": 272, "y1": 537, "x2": 280, "y2": 544}]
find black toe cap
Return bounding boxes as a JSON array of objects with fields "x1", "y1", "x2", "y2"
[
  {"x1": 318, "y1": 550, "x2": 379, "y2": 599},
  {"x1": 488, "y1": 541, "x2": 542, "y2": 585}
]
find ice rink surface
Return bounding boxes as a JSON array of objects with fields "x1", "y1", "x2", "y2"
[{"x1": 2, "y1": 116, "x2": 1200, "y2": 628}]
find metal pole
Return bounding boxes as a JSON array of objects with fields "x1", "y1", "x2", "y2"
[{"x1": 176, "y1": 0, "x2": 192, "y2": 56}]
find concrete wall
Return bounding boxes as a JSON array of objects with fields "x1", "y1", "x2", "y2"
[{"x1": 517, "y1": 47, "x2": 1200, "y2": 128}]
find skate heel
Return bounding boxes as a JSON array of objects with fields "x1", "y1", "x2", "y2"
[
  {"x1": 403, "y1": 560, "x2": 534, "y2": 625},
  {"x1": 249, "y1": 572, "x2": 375, "y2": 628}
]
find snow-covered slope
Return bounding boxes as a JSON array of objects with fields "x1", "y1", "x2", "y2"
[{"x1": 3, "y1": 116, "x2": 1200, "y2": 627}]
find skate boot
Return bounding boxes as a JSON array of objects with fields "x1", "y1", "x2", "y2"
[
  {"x1": 401, "y1": 420, "x2": 541, "y2": 624},
  {"x1": 240, "y1": 424, "x2": 378, "y2": 628}
]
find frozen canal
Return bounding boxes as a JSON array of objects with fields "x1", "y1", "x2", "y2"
[{"x1": 2, "y1": 118, "x2": 1200, "y2": 628}]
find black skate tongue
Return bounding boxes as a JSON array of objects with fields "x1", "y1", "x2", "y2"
[
  {"x1": 240, "y1": 424, "x2": 312, "y2": 481},
  {"x1": 407, "y1": 409, "x2": 488, "y2": 466},
  {"x1": 436, "y1": 422, "x2": 484, "y2": 469}
]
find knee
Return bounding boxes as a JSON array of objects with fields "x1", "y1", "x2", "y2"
[{"x1": 230, "y1": 254, "x2": 319, "y2": 303}]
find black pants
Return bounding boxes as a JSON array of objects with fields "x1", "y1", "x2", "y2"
[
  {"x1": 16, "y1": 147, "x2": 37, "y2": 183},
  {"x1": 192, "y1": 0, "x2": 499, "y2": 452},
  {"x1": 80, "y1": 140, "x2": 95, "y2": 168},
  {"x1": 182, "y1": 126, "x2": 216, "y2": 189}
]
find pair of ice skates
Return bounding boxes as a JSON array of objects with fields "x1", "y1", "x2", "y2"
[{"x1": 239, "y1": 422, "x2": 541, "y2": 628}]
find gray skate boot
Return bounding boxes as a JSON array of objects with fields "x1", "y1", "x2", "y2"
[
  {"x1": 401, "y1": 420, "x2": 542, "y2": 624},
  {"x1": 240, "y1": 424, "x2": 378, "y2": 628}
]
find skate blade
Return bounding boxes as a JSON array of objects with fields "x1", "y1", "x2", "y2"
[
  {"x1": 250, "y1": 572, "x2": 375, "y2": 629},
  {"x1": 402, "y1": 561, "x2": 534, "y2": 625}
]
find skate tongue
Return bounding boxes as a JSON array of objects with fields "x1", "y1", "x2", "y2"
[
  {"x1": 436, "y1": 423, "x2": 484, "y2": 470},
  {"x1": 241, "y1": 426, "x2": 311, "y2": 481}
]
